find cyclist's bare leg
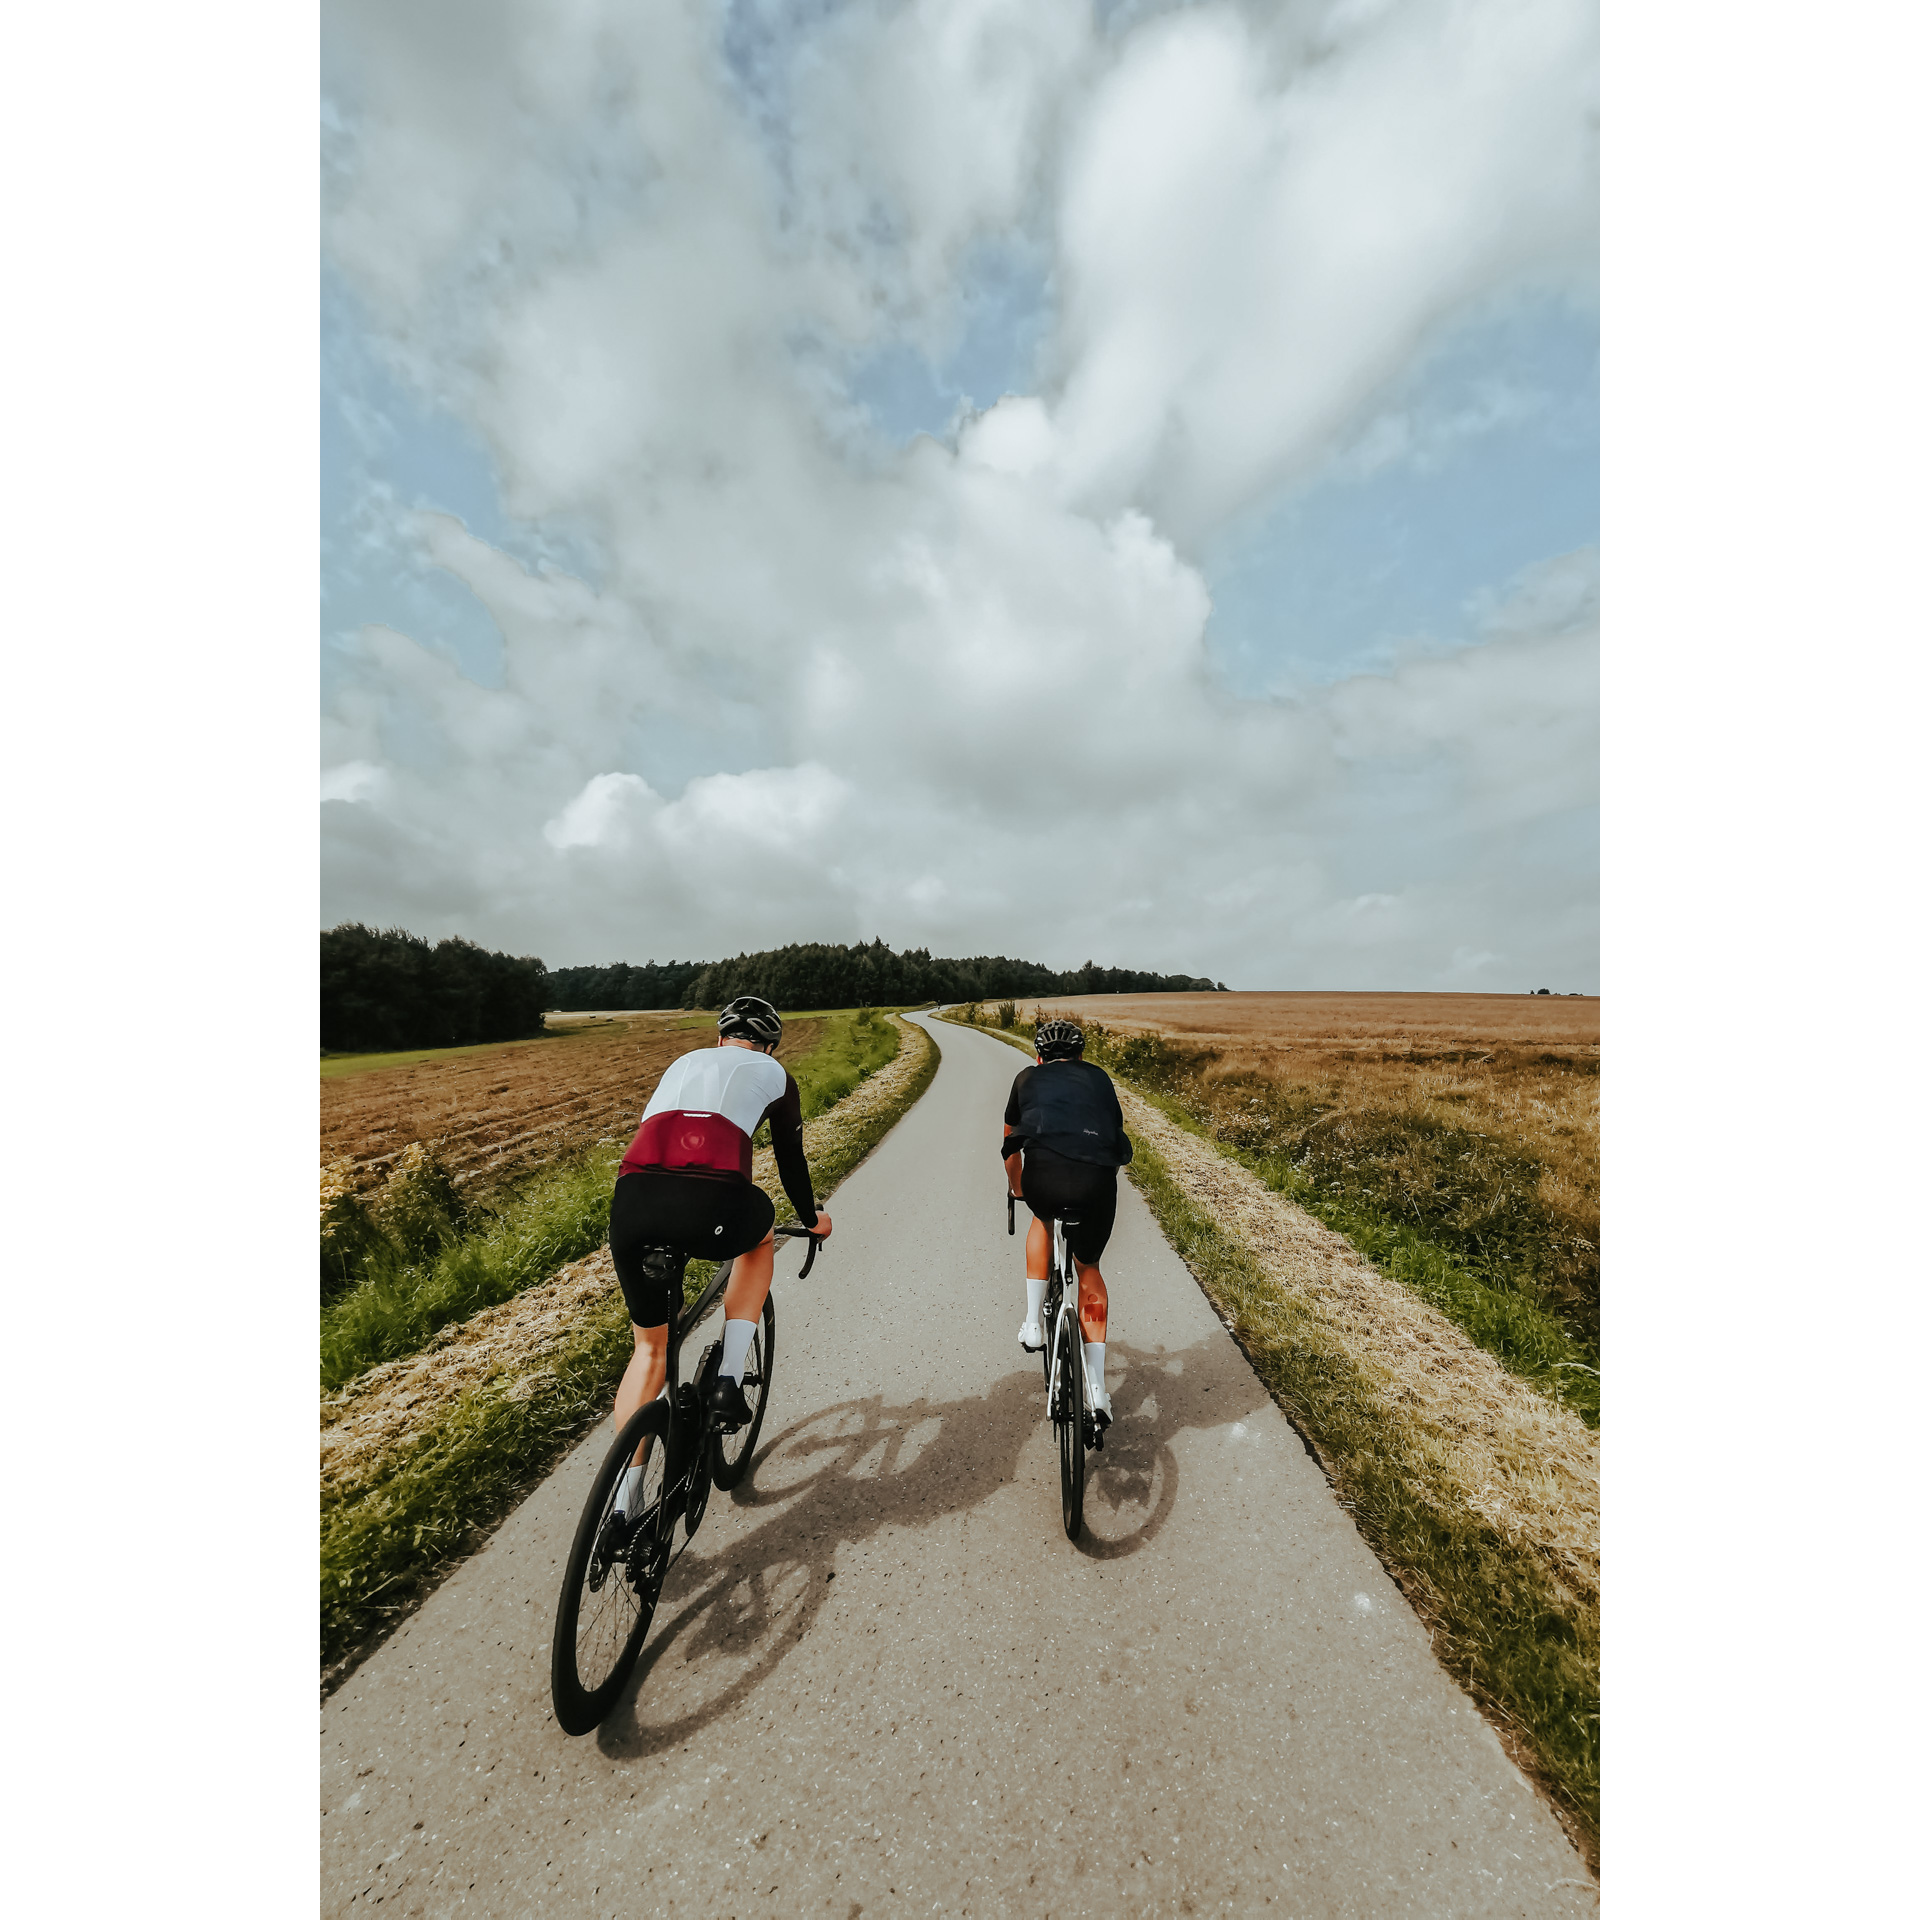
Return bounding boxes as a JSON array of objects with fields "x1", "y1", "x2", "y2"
[
  {"x1": 1077, "y1": 1264, "x2": 1108, "y2": 1342},
  {"x1": 614, "y1": 1322, "x2": 670, "y2": 1436},
  {"x1": 720, "y1": 1228, "x2": 776, "y2": 1326},
  {"x1": 1025, "y1": 1215, "x2": 1049, "y2": 1282}
]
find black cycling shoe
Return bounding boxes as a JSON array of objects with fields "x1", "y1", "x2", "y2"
[{"x1": 707, "y1": 1373, "x2": 752, "y2": 1432}]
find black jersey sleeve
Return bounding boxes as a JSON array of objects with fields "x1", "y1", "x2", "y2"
[
  {"x1": 762, "y1": 1072, "x2": 819, "y2": 1228},
  {"x1": 1002, "y1": 1065, "x2": 1036, "y2": 1157}
]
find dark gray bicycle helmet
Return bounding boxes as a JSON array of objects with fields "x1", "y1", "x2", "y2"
[
  {"x1": 1034, "y1": 1018, "x2": 1084, "y2": 1060},
  {"x1": 717, "y1": 994, "x2": 783, "y2": 1049}
]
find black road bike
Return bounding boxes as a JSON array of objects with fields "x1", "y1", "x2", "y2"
[
  {"x1": 1010, "y1": 1189, "x2": 1103, "y2": 1540},
  {"x1": 550, "y1": 1223, "x2": 820, "y2": 1735}
]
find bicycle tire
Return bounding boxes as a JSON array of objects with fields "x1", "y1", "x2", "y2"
[
  {"x1": 1056, "y1": 1313, "x2": 1086, "y2": 1540},
  {"x1": 551, "y1": 1400, "x2": 670, "y2": 1735},
  {"x1": 709, "y1": 1296, "x2": 776, "y2": 1492}
]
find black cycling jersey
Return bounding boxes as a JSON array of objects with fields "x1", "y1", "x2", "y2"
[{"x1": 1002, "y1": 1059, "x2": 1133, "y2": 1168}]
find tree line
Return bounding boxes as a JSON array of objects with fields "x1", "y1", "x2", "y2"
[
  {"x1": 326, "y1": 927, "x2": 1225, "y2": 1051},
  {"x1": 550, "y1": 939, "x2": 1225, "y2": 1012},
  {"x1": 542, "y1": 958, "x2": 708, "y2": 1012},
  {"x1": 322, "y1": 925, "x2": 549, "y2": 1053}
]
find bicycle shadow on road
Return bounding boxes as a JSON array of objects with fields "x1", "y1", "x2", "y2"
[{"x1": 594, "y1": 1332, "x2": 1267, "y2": 1760}]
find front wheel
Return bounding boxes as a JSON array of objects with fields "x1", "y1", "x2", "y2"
[
  {"x1": 1055, "y1": 1317, "x2": 1085, "y2": 1540},
  {"x1": 552, "y1": 1400, "x2": 670, "y2": 1735},
  {"x1": 709, "y1": 1295, "x2": 775, "y2": 1492}
]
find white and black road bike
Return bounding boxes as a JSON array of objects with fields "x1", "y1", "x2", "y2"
[
  {"x1": 1010, "y1": 1189, "x2": 1103, "y2": 1539},
  {"x1": 549, "y1": 1223, "x2": 819, "y2": 1735}
]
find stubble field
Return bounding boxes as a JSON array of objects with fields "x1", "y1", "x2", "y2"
[{"x1": 1032, "y1": 988, "x2": 1597, "y2": 1050}]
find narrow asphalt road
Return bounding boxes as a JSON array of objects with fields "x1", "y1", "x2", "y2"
[{"x1": 321, "y1": 1015, "x2": 1595, "y2": 1916}]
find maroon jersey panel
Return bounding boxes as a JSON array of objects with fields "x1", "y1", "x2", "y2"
[{"x1": 619, "y1": 1109, "x2": 753, "y2": 1180}]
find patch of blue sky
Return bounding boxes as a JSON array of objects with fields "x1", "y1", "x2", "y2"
[
  {"x1": 720, "y1": 0, "x2": 845, "y2": 175},
  {"x1": 1202, "y1": 295, "x2": 1597, "y2": 697},
  {"x1": 848, "y1": 238, "x2": 1053, "y2": 444},
  {"x1": 322, "y1": 274, "x2": 601, "y2": 696}
]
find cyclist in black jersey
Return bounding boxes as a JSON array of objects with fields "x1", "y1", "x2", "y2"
[{"x1": 1002, "y1": 1018, "x2": 1133, "y2": 1426}]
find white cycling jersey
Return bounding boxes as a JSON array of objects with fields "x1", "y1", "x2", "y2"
[{"x1": 642, "y1": 1044, "x2": 791, "y2": 1139}]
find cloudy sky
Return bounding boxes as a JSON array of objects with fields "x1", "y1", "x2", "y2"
[{"x1": 321, "y1": 0, "x2": 1597, "y2": 990}]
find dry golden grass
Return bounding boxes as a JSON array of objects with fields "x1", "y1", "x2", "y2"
[
  {"x1": 1014, "y1": 993, "x2": 1599, "y2": 1344},
  {"x1": 1024, "y1": 989, "x2": 1598, "y2": 1049}
]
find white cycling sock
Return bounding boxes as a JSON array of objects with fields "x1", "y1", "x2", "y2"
[
  {"x1": 614, "y1": 1462, "x2": 646, "y2": 1517},
  {"x1": 719, "y1": 1317, "x2": 757, "y2": 1383},
  {"x1": 1025, "y1": 1276, "x2": 1044, "y2": 1326},
  {"x1": 1085, "y1": 1342, "x2": 1107, "y2": 1399}
]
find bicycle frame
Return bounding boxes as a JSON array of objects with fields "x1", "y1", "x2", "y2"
[
  {"x1": 638, "y1": 1225, "x2": 818, "y2": 1562},
  {"x1": 1042, "y1": 1217, "x2": 1082, "y2": 1406}
]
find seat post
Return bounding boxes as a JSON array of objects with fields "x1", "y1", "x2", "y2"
[{"x1": 641, "y1": 1248, "x2": 689, "y2": 1340}]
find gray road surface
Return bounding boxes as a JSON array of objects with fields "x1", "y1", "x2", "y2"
[{"x1": 322, "y1": 1015, "x2": 1595, "y2": 1916}]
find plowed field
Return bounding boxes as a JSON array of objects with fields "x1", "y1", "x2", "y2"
[{"x1": 320, "y1": 1014, "x2": 823, "y2": 1192}]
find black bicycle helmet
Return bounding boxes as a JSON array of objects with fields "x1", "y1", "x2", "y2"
[
  {"x1": 1034, "y1": 1018, "x2": 1084, "y2": 1061},
  {"x1": 717, "y1": 994, "x2": 783, "y2": 1049}
]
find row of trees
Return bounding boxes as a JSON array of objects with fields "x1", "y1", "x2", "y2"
[
  {"x1": 675, "y1": 940, "x2": 1224, "y2": 1010},
  {"x1": 543, "y1": 958, "x2": 709, "y2": 1012},
  {"x1": 321, "y1": 925, "x2": 549, "y2": 1053},
  {"x1": 327, "y1": 928, "x2": 1224, "y2": 1049}
]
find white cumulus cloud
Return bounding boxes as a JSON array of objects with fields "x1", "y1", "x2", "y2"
[{"x1": 321, "y1": 0, "x2": 1598, "y2": 988}]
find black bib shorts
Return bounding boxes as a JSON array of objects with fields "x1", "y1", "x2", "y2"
[
  {"x1": 609, "y1": 1169, "x2": 775, "y2": 1327},
  {"x1": 1020, "y1": 1144, "x2": 1119, "y2": 1266}
]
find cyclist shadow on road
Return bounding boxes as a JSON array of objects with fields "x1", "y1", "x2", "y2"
[{"x1": 595, "y1": 1333, "x2": 1267, "y2": 1761}]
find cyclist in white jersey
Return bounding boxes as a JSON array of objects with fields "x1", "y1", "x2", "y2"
[{"x1": 607, "y1": 996, "x2": 831, "y2": 1442}]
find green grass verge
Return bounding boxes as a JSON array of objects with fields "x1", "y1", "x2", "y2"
[
  {"x1": 321, "y1": 1148, "x2": 622, "y2": 1391},
  {"x1": 1136, "y1": 1087, "x2": 1598, "y2": 1427},
  {"x1": 320, "y1": 1015, "x2": 940, "y2": 1677},
  {"x1": 940, "y1": 1009, "x2": 1597, "y2": 1425},
  {"x1": 320, "y1": 1009, "x2": 904, "y2": 1390},
  {"x1": 1123, "y1": 1126, "x2": 1598, "y2": 1845},
  {"x1": 322, "y1": 1287, "x2": 636, "y2": 1669},
  {"x1": 786, "y1": 1005, "x2": 901, "y2": 1121}
]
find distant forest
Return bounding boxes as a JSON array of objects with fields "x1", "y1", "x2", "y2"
[
  {"x1": 548, "y1": 939, "x2": 1224, "y2": 1012},
  {"x1": 324, "y1": 928, "x2": 1223, "y2": 1050},
  {"x1": 322, "y1": 925, "x2": 549, "y2": 1053}
]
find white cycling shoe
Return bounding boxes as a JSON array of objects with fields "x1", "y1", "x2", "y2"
[
  {"x1": 1017, "y1": 1319, "x2": 1045, "y2": 1353},
  {"x1": 1088, "y1": 1380, "x2": 1113, "y2": 1423}
]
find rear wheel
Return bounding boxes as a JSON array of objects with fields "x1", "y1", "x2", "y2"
[
  {"x1": 709, "y1": 1295, "x2": 776, "y2": 1492},
  {"x1": 1040, "y1": 1276, "x2": 1062, "y2": 1388},
  {"x1": 551, "y1": 1401, "x2": 670, "y2": 1735},
  {"x1": 1055, "y1": 1313, "x2": 1085, "y2": 1540}
]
